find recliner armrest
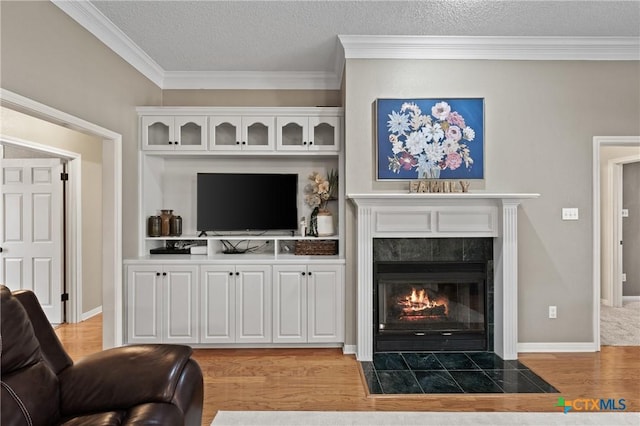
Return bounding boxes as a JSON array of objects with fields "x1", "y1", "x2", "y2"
[{"x1": 59, "y1": 344, "x2": 194, "y2": 417}]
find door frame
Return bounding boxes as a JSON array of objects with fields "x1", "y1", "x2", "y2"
[
  {"x1": 592, "y1": 136, "x2": 640, "y2": 350},
  {"x1": 0, "y1": 137, "x2": 81, "y2": 323},
  {"x1": 1, "y1": 88, "x2": 123, "y2": 349}
]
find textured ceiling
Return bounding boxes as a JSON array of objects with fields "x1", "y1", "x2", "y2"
[{"x1": 90, "y1": 0, "x2": 640, "y2": 74}]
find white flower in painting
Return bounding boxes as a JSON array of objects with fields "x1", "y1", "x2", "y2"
[
  {"x1": 431, "y1": 101, "x2": 451, "y2": 120},
  {"x1": 405, "y1": 131, "x2": 427, "y2": 156},
  {"x1": 387, "y1": 110, "x2": 410, "y2": 134},
  {"x1": 463, "y1": 126, "x2": 475, "y2": 141},
  {"x1": 423, "y1": 122, "x2": 444, "y2": 142},
  {"x1": 391, "y1": 139, "x2": 404, "y2": 154},
  {"x1": 443, "y1": 139, "x2": 460, "y2": 154},
  {"x1": 424, "y1": 142, "x2": 445, "y2": 165},
  {"x1": 401, "y1": 102, "x2": 422, "y2": 116}
]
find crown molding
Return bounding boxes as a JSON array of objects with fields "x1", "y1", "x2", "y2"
[
  {"x1": 51, "y1": 0, "x2": 639, "y2": 91},
  {"x1": 162, "y1": 71, "x2": 342, "y2": 90},
  {"x1": 338, "y1": 35, "x2": 640, "y2": 61}
]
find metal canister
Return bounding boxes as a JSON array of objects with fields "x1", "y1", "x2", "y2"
[
  {"x1": 170, "y1": 215, "x2": 182, "y2": 237},
  {"x1": 147, "y1": 216, "x2": 161, "y2": 237}
]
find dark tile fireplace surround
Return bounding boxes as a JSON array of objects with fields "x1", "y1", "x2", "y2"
[{"x1": 373, "y1": 237, "x2": 495, "y2": 352}]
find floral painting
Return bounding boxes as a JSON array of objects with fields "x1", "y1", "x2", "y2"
[{"x1": 376, "y1": 98, "x2": 484, "y2": 180}]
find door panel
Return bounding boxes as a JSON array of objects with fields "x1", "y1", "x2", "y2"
[{"x1": 1, "y1": 158, "x2": 63, "y2": 323}]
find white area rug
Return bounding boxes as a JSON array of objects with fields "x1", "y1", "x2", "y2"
[
  {"x1": 600, "y1": 301, "x2": 640, "y2": 346},
  {"x1": 212, "y1": 411, "x2": 640, "y2": 425}
]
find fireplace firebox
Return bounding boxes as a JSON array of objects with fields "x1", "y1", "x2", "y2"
[{"x1": 374, "y1": 261, "x2": 487, "y2": 352}]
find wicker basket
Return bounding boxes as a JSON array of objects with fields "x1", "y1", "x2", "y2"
[{"x1": 294, "y1": 239, "x2": 338, "y2": 256}]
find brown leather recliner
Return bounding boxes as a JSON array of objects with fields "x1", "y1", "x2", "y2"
[{"x1": 0, "y1": 285, "x2": 203, "y2": 426}]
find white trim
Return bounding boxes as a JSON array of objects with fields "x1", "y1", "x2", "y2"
[
  {"x1": 518, "y1": 342, "x2": 597, "y2": 353},
  {"x1": 1, "y1": 88, "x2": 123, "y2": 349},
  {"x1": 593, "y1": 136, "x2": 640, "y2": 352},
  {"x1": 339, "y1": 36, "x2": 640, "y2": 61},
  {"x1": 51, "y1": 0, "x2": 164, "y2": 87},
  {"x1": 342, "y1": 345, "x2": 356, "y2": 355},
  {"x1": 623, "y1": 296, "x2": 640, "y2": 303},
  {"x1": 81, "y1": 305, "x2": 102, "y2": 321}
]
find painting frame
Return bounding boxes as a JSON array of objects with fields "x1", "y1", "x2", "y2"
[{"x1": 375, "y1": 98, "x2": 485, "y2": 181}]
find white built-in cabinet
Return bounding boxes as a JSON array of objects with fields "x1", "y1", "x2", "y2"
[
  {"x1": 126, "y1": 264, "x2": 199, "y2": 344},
  {"x1": 126, "y1": 106, "x2": 345, "y2": 348},
  {"x1": 276, "y1": 116, "x2": 340, "y2": 151},
  {"x1": 141, "y1": 116, "x2": 207, "y2": 151},
  {"x1": 273, "y1": 264, "x2": 344, "y2": 343},
  {"x1": 208, "y1": 116, "x2": 275, "y2": 151}
]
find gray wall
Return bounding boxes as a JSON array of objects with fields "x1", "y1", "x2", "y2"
[
  {"x1": 344, "y1": 59, "x2": 640, "y2": 344},
  {"x1": 623, "y1": 161, "x2": 640, "y2": 296}
]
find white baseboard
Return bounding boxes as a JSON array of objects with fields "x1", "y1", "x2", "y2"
[
  {"x1": 343, "y1": 345, "x2": 357, "y2": 355},
  {"x1": 518, "y1": 342, "x2": 597, "y2": 353},
  {"x1": 623, "y1": 295, "x2": 640, "y2": 302},
  {"x1": 81, "y1": 305, "x2": 102, "y2": 321}
]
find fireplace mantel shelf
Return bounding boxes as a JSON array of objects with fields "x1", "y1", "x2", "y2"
[{"x1": 348, "y1": 192, "x2": 540, "y2": 201}]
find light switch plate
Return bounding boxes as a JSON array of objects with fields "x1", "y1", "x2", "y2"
[
  {"x1": 562, "y1": 208, "x2": 579, "y2": 220},
  {"x1": 622, "y1": 209, "x2": 629, "y2": 218}
]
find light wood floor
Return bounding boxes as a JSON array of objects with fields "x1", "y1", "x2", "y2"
[{"x1": 55, "y1": 315, "x2": 640, "y2": 425}]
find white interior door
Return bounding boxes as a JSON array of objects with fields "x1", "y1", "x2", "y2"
[{"x1": 1, "y1": 158, "x2": 64, "y2": 323}]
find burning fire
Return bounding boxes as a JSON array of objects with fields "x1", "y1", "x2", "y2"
[{"x1": 399, "y1": 288, "x2": 448, "y2": 318}]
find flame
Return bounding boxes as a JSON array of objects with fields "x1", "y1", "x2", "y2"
[{"x1": 400, "y1": 287, "x2": 448, "y2": 317}]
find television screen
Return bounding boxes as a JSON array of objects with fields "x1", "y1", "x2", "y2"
[{"x1": 197, "y1": 173, "x2": 298, "y2": 233}]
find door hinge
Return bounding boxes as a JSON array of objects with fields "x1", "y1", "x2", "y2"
[
  {"x1": 61, "y1": 293, "x2": 69, "y2": 302},
  {"x1": 60, "y1": 172, "x2": 69, "y2": 181}
]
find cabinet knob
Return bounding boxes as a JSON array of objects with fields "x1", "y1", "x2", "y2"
[
  {"x1": 301, "y1": 271, "x2": 306, "y2": 276},
  {"x1": 168, "y1": 141, "x2": 173, "y2": 145},
  {"x1": 175, "y1": 141, "x2": 179, "y2": 145},
  {"x1": 308, "y1": 272, "x2": 313, "y2": 276},
  {"x1": 303, "y1": 141, "x2": 307, "y2": 145},
  {"x1": 236, "y1": 141, "x2": 240, "y2": 145},
  {"x1": 235, "y1": 272, "x2": 240, "y2": 276},
  {"x1": 156, "y1": 272, "x2": 160, "y2": 276},
  {"x1": 242, "y1": 141, "x2": 246, "y2": 145},
  {"x1": 229, "y1": 272, "x2": 233, "y2": 276},
  {"x1": 309, "y1": 141, "x2": 313, "y2": 145},
  {"x1": 162, "y1": 272, "x2": 167, "y2": 276}
]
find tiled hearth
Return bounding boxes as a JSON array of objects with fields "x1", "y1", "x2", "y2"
[{"x1": 361, "y1": 352, "x2": 559, "y2": 395}]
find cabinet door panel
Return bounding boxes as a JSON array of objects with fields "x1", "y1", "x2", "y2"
[
  {"x1": 209, "y1": 116, "x2": 242, "y2": 150},
  {"x1": 126, "y1": 265, "x2": 161, "y2": 343},
  {"x1": 242, "y1": 117, "x2": 274, "y2": 150},
  {"x1": 175, "y1": 116, "x2": 206, "y2": 150},
  {"x1": 164, "y1": 266, "x2": 199, "y2": 343},
  {"x1": 142, "y1": 116, "x2": 173, "y2": 150},
  {"x1": 276, "y1": 117, "x2": 308, "y2": 151},
  {"x1": 273, "y1": 266, "x2": 307, "y2": 342},
  {"x1": 236, "y1": 266, "x2": 271, "y2": 342},
  {"x1": 201, "y1": 266, "x2": 236, "y2": 343},
  {"x1": 308, "y1": 265, "x2": 344, "y2": 342},
  {"x1": 309, "y1": 117, "x2": 340, "y2": 151}
]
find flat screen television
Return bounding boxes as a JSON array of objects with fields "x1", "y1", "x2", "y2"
[{"x1": 197, "y1": 172, "x2": 298, "y2": 233}]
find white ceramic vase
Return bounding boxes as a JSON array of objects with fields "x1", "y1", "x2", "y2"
[{"x1": 316, "y1": 210, "x2": 334, "y2": 236}]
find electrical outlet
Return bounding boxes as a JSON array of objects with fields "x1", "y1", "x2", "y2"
[
  {"x1": 562, "y1": 208, "x2": 579, "y2": 221},
  {"x1": 622, "y1": 209, "x2": 629, "y2": 218},
  {"x1": 549, "y1": 305, "x2": 557, "y2": 319},
  {"x1": 622, "y1": 273, "x2": 627, "y2": 282}
]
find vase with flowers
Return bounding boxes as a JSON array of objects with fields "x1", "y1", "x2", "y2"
[{"x1": 304, "y1": 169, "x2": 338, "y2": 237}]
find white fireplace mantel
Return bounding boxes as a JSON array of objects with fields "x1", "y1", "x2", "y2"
[{"x1": 348, "y1": 192, "x2": 540, "y2": 361}]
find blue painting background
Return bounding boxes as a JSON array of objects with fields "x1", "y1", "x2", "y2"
[{"x1": 376, "y1": 98, "x2": 484, "y2": 180}]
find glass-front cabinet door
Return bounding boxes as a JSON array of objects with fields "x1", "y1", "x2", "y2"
[
  {"x1": 142, "y1": 116, "x2": 206, "y2": 151},
  {"x1": 209, "y1": 116, "x2": 242, "y2": 151},
  {"x1": 276, "y1": 116, "x2": 340, "y2": 151},
  {"x1": 209, "y1": 116, "x2": 274, "y2": 151}
]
